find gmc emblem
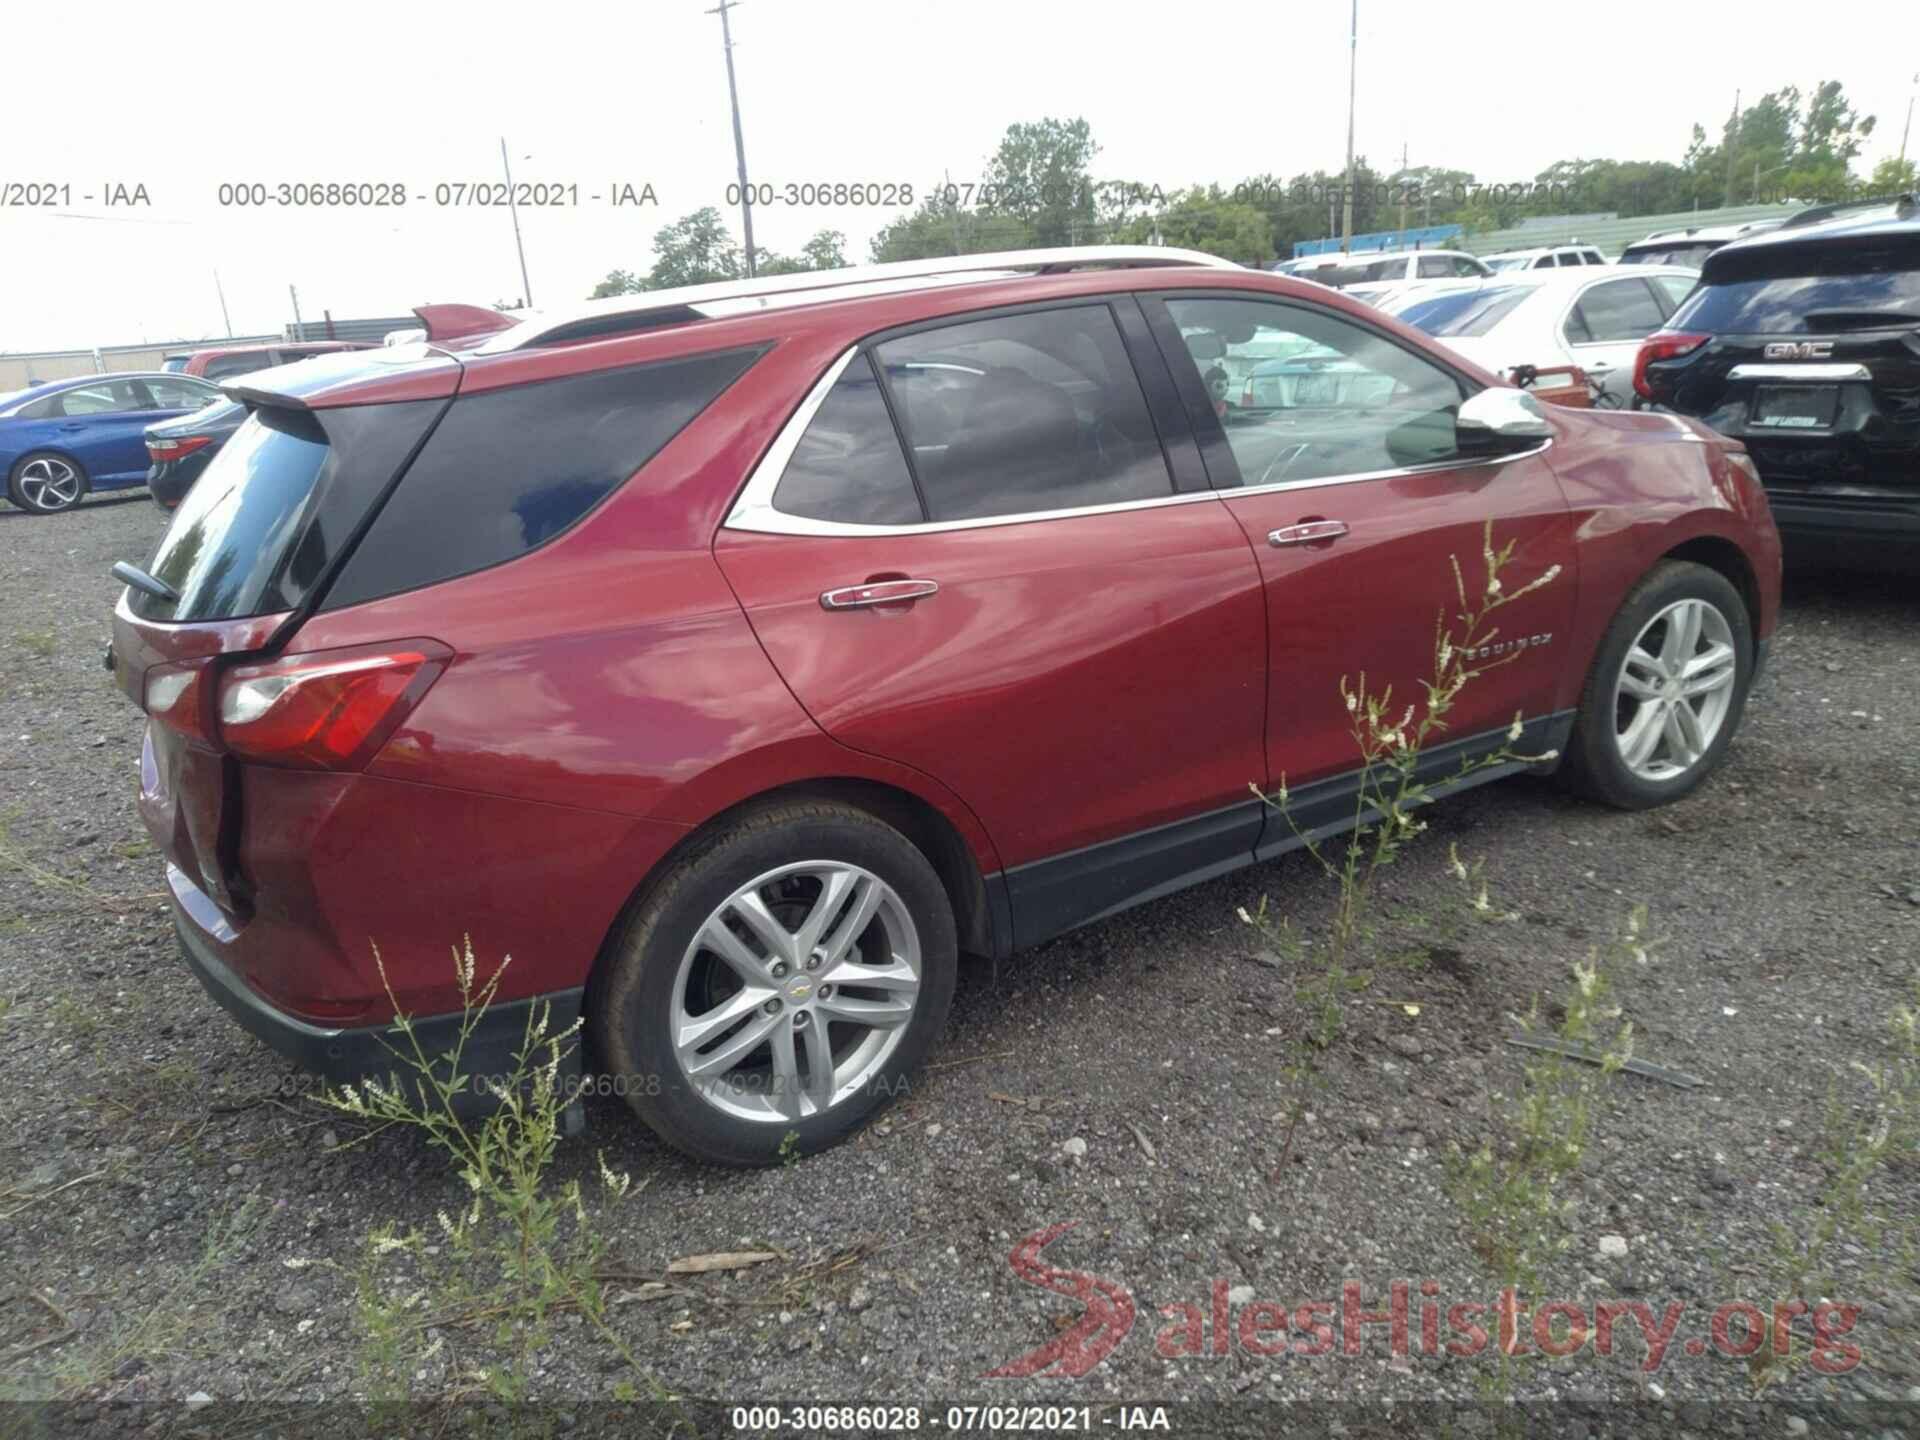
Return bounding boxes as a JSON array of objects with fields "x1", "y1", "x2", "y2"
[{"x1": 1763, "y1": 341, "x2": 1834, "y2": 360}]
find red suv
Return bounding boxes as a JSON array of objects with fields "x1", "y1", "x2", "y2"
[{"x1": 110, "y1": 248, "x2": 1781, "y2": 1165}]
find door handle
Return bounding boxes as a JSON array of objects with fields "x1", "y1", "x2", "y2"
[
  {"x1": 819, "y1": 579, "x2": 939, "y2": 610},
  {"x1": 1584, "y1": 362, "x2": 1615, "y2": 375},
  {"x1": 1268, "y1": 520, "x2": 1348, "y2": 547}
]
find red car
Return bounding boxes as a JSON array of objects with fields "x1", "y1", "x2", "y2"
[
  {"x1": 169, "y1": 340, "x2": 376, "y2": 382},
  {"x1": 110, "y1": 247, "x2": 1781, "y2": 1165}
]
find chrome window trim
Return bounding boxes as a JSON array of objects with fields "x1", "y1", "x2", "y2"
[
  {"x1": 723, "y1": 339, "x2": 1554, "y2": 539},
  {"x1": 1725, "y1": 363, "x2": 1871, "y2": 383}
]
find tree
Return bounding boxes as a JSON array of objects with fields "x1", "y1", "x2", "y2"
[
  {"x1": 589, "y1": 268, "x2": 644, "y2": 299},
  {"x1": 644, "y1": 207, "x2": 743, "y2": 289},
  {"x1": 981, "y1": 117, "x2": 1100, "y2": 246},
  {"x1": 801, "y1": 230, "x2": 848, "y2": 270},
  {"x1": 1117, "y1": 186, "x2": 1271, "y2": 267},
  {"x1": 1869, "y1": 154, "x2": 1919, "y2": 195}
]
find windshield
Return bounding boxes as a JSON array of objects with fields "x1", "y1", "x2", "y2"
[
  {"x1": 1485, "y1": 257, "x2": 1533, "y2": 272},
  {"x1": 1388, "y1": 285, "x2": 1534, "y2": 337}
]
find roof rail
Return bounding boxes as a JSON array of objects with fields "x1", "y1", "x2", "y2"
[
  {"x1": 475, "y1": 245, "x2": 1241, "y2": 353},
  {"x1": 1781, "y1": 192, "x2": 1918, "y2": 229}
]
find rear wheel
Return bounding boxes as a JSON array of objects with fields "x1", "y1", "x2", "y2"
[
  {"x1": 8, "y1": 452, "x2": 89, "y2": 514},
  {"x1": 591, "y1": 800, "x2": 957, "y2": 1166},
  {"x1": 1561, "y1": 560, "x2": 1752, "y2": 810}
]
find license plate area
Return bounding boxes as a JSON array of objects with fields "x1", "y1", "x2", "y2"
[{"x1": 1751, "y1": 384, "x2": 1838, "y2": 430}]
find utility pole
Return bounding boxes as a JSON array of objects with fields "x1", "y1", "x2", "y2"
[
  {"x1": 707, "y1": 0, "x2": 757, "y2": 277},
  {"x1": 1722, "y1": 90, "x2": 1741, "y2": 207},
  {"x1": 288, "y1": 284, "x2": 303, "y2": 337},
  {"x1": 1340, "y1": 0, "x2": 1358, "y2": 247},
  {"x1": 501, "y1": 138, "x2": 533, "y2": 307},
  {"x1": 1900, "y1": 71, "x2": 1917, "y2": 170},
  {"x1": 1399, "y1": 140, "x2": 1409, "y2": 236},
  {"x1": 213, "y1": 270, "x2": 233, "y2": 338}
]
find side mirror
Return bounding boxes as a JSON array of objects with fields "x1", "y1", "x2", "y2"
[{"x1": 1456, "y1": 387, "x2": 1552, "y2": 458}]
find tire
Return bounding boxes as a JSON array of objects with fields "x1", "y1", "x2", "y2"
[
  {"x1": 1561, "y1": 560, "x2": 1753, "y2": 810},
  {"x1": 590, "y1": 800, "x2": 958, "y2": 1167},
  {"x1": 7, "y1": 452, "x2": 90, "y2": 514}
]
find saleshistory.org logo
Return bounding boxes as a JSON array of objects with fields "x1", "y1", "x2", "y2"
[{"x1": 984, "y1": 1223, "x2": 1863, "y2": 1378}]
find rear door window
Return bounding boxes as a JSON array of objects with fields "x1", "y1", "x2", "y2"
[
  {"x1": 871, "y1": 305, "x2": 1172, "y2": 523},
  {"x1": 54, "y1": 381, "x2": 143, "y2": 416},
  {"x1": 322, "y1": 344, "x2": 766, "y2": 608},
  {"x1": 140, "y1": 377, "x2": 220, "y2": 410}
]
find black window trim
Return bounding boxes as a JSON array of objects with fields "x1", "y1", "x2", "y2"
[{"x1": 726, "y1": 295, "x2": 1202, "y2": 536}]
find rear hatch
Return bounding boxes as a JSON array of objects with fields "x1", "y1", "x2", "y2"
[
  {"x1": 1643, "y1": 229, "x2": 1920, "y2": 499},
  {"x1": 112, "y1": 356, "x2": 458, "y2": 919}
]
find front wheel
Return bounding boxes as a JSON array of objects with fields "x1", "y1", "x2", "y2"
[
  {"x1": 8, "y1": 452, "x2": 90, "y2": 514},
  {"x1": 591, "y1": 800, "x2": 957, "y2": 1166},
  {"x1": 1561, "y1": 560, "x2": 1753, "y2": 810}
]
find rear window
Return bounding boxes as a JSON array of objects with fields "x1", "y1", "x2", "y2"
[
  {"x1": 203, "y1": 353, "x2": 276, "y2": 381},
  {"x1": 1672, "y1": 246, "x2": 1920, "y2": 333},
  {"x1": 137, "y1": 408, "x2": 331, "y2": 621},
  {"x1": 1390, "y1": 286, "x2": 1533, "y2": 338},
  {"x1": 321, "y1": 344, "x2": 765, "y2": 609}
]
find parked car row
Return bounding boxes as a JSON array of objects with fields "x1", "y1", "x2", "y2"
[
  {"x1": 106, "y1": 244, "x2": 1784, "y2": 1165},
  {"x1": 2, "y1": 340, "x2": 376, "y2": 515}
]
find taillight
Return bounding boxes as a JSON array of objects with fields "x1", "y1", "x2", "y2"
[
  {"x1": 146, "y1": 434, "x2": 215, "y2": 463},
  {"x1": 1632, "y1": 330, "x2": 1709, "y2": 401},
  {"x1": 143, "y1": 660, "x2": 217, "y2": 746},
  {"x1": 217, "y1": 640, "x2": 450, "y2": 771}
]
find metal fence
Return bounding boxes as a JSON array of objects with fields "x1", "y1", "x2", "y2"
[{"x1": 1457, "y1": 202, "x2": 1802, "y2": 259}]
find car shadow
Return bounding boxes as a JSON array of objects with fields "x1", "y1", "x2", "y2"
[{"x1": 0, "y1": 493, "x2": 154, "y2": 521}]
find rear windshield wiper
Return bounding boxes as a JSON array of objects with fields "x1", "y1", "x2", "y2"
[
  {"x1": 111, "y1": 561, "x2": 179, "y2": 604},
  {"x1": 1800, "y1": 308, "x2": 1920, "y2": 329}
]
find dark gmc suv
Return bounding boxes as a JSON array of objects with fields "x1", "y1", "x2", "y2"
[{"x1": 1634, "y1": 196, "x2": 1920, "y2": 558}]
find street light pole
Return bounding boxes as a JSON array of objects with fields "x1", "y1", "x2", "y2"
[
  {"x1": 501, "y1": 137, "x2": 533, "y2": 307},
  {"x1": 1341, "y1": 0, "x2": 1357, "y2": 247},
  {"x1": 707, "y1": 0, "x2": 758, "y2": 278}
]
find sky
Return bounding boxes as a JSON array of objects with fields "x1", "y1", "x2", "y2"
[{"x1": 2, "y1": 0, "x2": 1916, "y2": 353}]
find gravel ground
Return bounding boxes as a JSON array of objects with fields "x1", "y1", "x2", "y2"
[{"x1": 2, "y1": 493, "x2": 1918, "y2": 1435}]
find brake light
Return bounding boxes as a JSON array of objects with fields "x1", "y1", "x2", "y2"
[
  {"x1": 146, "y1": 434, "x2": 215, "y2": 463},
  {"x1": 1632, "y1": 330, "x2": 1709, "y2": 401},
  {"x1": 143, "y1": 660, "x2": 217, "y2": 746},
  {"x1": 217, "y1": 640, "x2": 450, "y2": 771}
]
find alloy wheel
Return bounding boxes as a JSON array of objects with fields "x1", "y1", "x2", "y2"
[
  {"x1": 1611, "y1": 598, "x2": 1739, "y2": 782},
  {"x1": 16, "y1": 457, "x2": 82, "y2": 511},
  {"x1": 671, "y1": 861, "x2": 921, "y2": 1124}
]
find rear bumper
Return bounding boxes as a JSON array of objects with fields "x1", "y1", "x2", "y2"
[
  {"x1": 173, "y1": 887, "x2": 583, "y2": 1108},
  {"x1": 1765, "y1": 491, "x2": 1920, "y2": 549}
]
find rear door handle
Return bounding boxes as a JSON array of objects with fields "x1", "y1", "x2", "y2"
[
  {"x1": 1268, "y1": 520, "x2": 1349, "y2": 547},
  {"x1": 819, "y1": 579, "x2": 939, "y2": 610}
]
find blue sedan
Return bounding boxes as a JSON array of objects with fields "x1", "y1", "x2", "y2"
[{"x1": 1, "y1": 372, "x2": 224, "y2": 514}]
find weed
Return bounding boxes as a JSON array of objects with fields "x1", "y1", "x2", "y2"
[
  {"x1": 1745, "y1": 982, "x2": 1920, "y2": 1392},
  {"x1": 1243, "y1": 523, "x2": 1558, "y2": 1046},
  {"x1": 317, "y1": 938, "x2": 655, "y2": 1411},
  {"x1": 14, "y1": 630, "x2": 55, "y2": 659},
  {"x1": 1, "y1": 1197, "x2": 262, "y2": 1402}
]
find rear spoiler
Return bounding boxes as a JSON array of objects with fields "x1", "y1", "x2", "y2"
[{"x1": 383, "y1": 304, "x2": 522, "y2": 349}]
